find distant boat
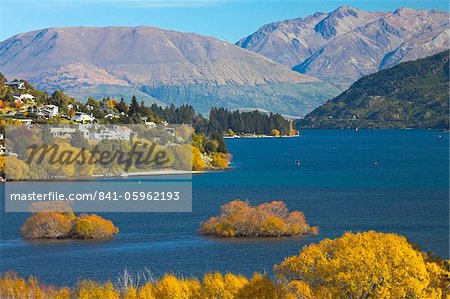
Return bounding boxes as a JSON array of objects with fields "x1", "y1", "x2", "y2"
[
  {"x1": 295, "y1": 160, "x2": 301, "y2": 166},
  {"x1": 355, "y1": 128, "x2": 359, "y2": 131}
]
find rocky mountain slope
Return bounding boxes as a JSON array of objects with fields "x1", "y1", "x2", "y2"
[
  {"x1": 237, "y1": 6, "x2": 449, "y2": 88},
  {"x1": 299, "y1": 50, "x2": 449, "y2": 129},
  {"x1": 0, "y1": 26, "x2": 339, "y2": 115}
]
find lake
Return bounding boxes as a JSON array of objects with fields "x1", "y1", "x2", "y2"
[{"x1": 0, "y1": 130, "x2": 448, "y2": 286}]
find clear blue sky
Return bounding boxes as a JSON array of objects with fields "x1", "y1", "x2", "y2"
[{"x1": 0, "y1": 0, "x2": 448, "y2": 42}]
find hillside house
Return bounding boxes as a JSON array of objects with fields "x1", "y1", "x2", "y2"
[
  {"x1": 13, "y1": 93, "x2": 35, "y2": 102},
  {"x1": 72, "y1": 112, "x2": 96, "y2": 123},
  {"x1": 5, "y1": 82, "x2": 25, "y2": 89},
  {"x1": 40, "y1": 105, "x2": 59, "y2": 118}
]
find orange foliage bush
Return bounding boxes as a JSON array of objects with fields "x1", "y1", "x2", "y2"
[
  {"x1": 210, "y1": 152, "x2": 230, "y2": 169},
  {"x1": 20, "y1": 208, "x2": 118, "y2": 240},
  {"x1": 199, "y1": 200, "x2": 318, "y2": 237},
  {"x1": 20, "y1": 212, "x2": 72, "y2": 239}
]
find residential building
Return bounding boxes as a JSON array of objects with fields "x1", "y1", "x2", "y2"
[
  {"x1": 5, "y1": 82, "x2": 25, "y2": 89},
  {"x1": 72, "y1": 112, "x2": 96, "y2": 123},
  {"x1": 41, "y1": 105, "x2": 59, "y2": 118},
  {"x1": 13, "y1": 93, "x2": 35, "y2": 101}
]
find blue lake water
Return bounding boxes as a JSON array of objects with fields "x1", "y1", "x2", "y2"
[{"x1": 0, "y1": 130, "x2": 448, "y2": 286}]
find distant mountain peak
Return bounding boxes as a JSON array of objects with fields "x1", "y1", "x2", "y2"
[
  {"x1": 314, "y1": 5, "x2": 363, "y2": 38},
  {"x1": 332, "y1": 5, "x2": 360, "y2": 16},
  {"x1": 237, "y1": 6, "x2": 450, "y2": 88}
]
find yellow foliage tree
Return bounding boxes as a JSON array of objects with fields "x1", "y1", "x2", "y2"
[
  {"x1": 76, "y1": 280, "x2": 119, "y2": 299},
  {"x1": 237, "y1": 273, "x2": 282, "y2": 299},
  {"x1": 192, "y1": 146, "x2": 205, "y2": 171},
  {"x1": 0, "y1": 272, "x2": 70, "y2": 299},
  {"x1": 271, "y1": 129, "x2": 280, "y2": 137},
  {"x1": 0, "y1": 156, "x2": 5, "y2": 174},
  {"x1": 210, "y1": 152, "x2": 229, "y2": 169},
  {"x1": 5, "y1": 156, "x2": 29, "y2": 180},
  {"x1": 201, "y1": 272, "x2": 249, "y2": 299},
  {"x1": 274, "y1": 231, "x2": 450, "y2": 298},
  {"x1": 76, "y1": 213, "x2": 119, "y2": 239},
  {"x1": 154, "y1": 275, "x2": 201, "y2": 299},
  {"x1": 72, "y1": 218, "x2": 95, "y2": 238}
]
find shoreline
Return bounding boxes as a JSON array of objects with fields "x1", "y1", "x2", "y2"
[
  {"x1": 224, "y1": 134, "x2": 299, "y2": 139},
  {"x1": 4, "y1": 170, "x2": 209, "y2": 183},
  {"x1": 112, "y1": 170, "x2": 207, "y2": 177}
]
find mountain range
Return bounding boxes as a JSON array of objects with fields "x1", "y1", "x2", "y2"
[
  {"x1": 0, "y1": 6, "x2": 448, "y2": 116},
  {"x1": 237, "y1": 6, "x2": 449, "y2": 88},
  {"x1": 299, "y1": 50, "x2": 449, "y2": 129},
  {"x1": 0, "y1": 26, "x2": 339, "y2": 116}
]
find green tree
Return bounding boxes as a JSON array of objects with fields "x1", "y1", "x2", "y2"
[{"x1": 128, "y1": 95, "x2": 140, "y2": 116}]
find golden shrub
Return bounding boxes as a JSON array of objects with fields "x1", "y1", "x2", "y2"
[
  {"x1": 210, "y1": 152, "x2": 229, "y2": 169},
  {"x1": 192, "y1": 146, "x2": 205, "y2": 171},
  {"x1": 199, "y1": 200, "x2": 316, "y2": 238},
  {"x1": 0, "y1": 272, "x2": 70, "y2": 299},
  {"x1": 20, "y1": 212, "x2": 72, "y2": 239},
  {"x1": 76, "y1": 280, "x2": 119, "y2": 299},
  {"x1": 20, "y1": 207, "x2": 118, "y2": 240},
  {"x1": 274, "y1": 231, "x2": 450, "y2": 298}
]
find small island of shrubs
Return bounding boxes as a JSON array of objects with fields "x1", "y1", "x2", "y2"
[
  {"x1": 199, "y1": 200, "x2": 318, "y2": 238},
  {"x1": 20, "y1": 206, "x2": 118, "y2": 240}
]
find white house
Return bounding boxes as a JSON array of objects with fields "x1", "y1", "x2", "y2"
[
  {"x1": 72, "y1": 112, "x2": 96, "y2": 123},
  {"x1": 13, "y1": 93, "x2": 35, "y2": 101},
  {"x1": 91, "y1": 126, "x2": 132, "y2": 141},
  {"x1": 105, "y1": 113, "x2": 120, "y2": 120},
  {"x1": 41, "y1": 105, "x2": 59, "y2": 118},
  {"x1": 5, "y1": 82, "x2": 25, "y2": 89}
]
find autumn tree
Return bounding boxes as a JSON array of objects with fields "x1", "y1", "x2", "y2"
[
  {"x1": 153, "y1": 275, "x2": 201, "y2": 299},
  {"x1": 274, "y1": 231, "x2": 450, "y2": 298},
  {"x1": 199, "y1": 200, "x2": 317, "y2": 238},
  {"x1": 237, "y1": 273, "x2": 282, "y2": 299},
  {"x1": 0, "y1": 272, "x2": 71, "y2": 299},
  {"x1": 210, "y1": 152, "x2": 229, "y2": 169},
  {"x1": 201, "y1": 272, "x2": 248, "y2": 299},
  {"x1": 5, "y1": 156, "x2": 29, "y2": 180},
  {"x1": 20, "y1": 207, "x2": 118, "y2": 240},
  {"x1": 192, "y1": 146, "x2": 205, "y2": 171},
  {"x1": 76, "y1": 280, "x2": 119, "y2": 299},
  {"x1": 75, "y1": 214, "x2": 119, "y2": 239},
  {"x1": 271, "y1": 129, "x2": 280, "y2": 137},
  {"x1": 20, "y1": 212, "x2": 72, "y2": 239}
]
